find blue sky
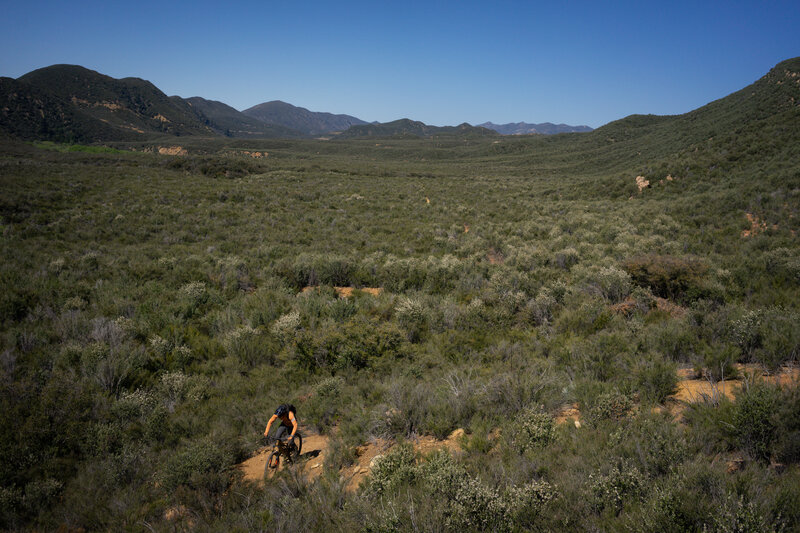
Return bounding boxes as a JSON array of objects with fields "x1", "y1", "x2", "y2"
[{"x1": 1, "y1": 0, "x2": 799, "y2": 127}]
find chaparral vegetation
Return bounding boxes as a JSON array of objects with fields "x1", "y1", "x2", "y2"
[{"x1": 1, "y1": 57, "x2": 799, "y2": 531}]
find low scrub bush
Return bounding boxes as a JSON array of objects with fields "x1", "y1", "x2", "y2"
[
  {"x1": 159, "y1": 440, "x2": 232, "y2": 493},
  {"x1": 508, "y1": 408, "x2": 556, "y2": 452},
  {"x1": 609, "y1": 413, "x2": 687, "y2": 477},
  {"x1": 587, "y1": 390, "x2": 634, "y2": 423},
  {"x1": 622, "y1": 254, "x2": 709, "y2": 302},
  {"x1": 589, "y1": 461, "x2": 646, "y2": 515},
  {"x1": 363, "y1": 443, "x2": 417, "y2": 497},
  {"x1": 693, "y1": 343, "x2": 739, "y2": 382},
  {"x1": 634, "y1": 354, "x2": 678, "y2": 404},
  {"x1": 732, "y1": 381, "x2": 780, "y2": 462}
]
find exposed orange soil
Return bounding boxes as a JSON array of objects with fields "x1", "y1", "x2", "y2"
[
  {"x1": 487, "y1": 249, "x2": 504, "y2": 265},
  {"x1": 671, "y1": 364, "x2": 799, "y2": 406},
  {"x1": 554, "y1": 363, "x2": 799, "y2": 425},
  {"x1": 301, "y1": 286, "x2": 383, "y2": 298},
  {"x1": 237, "y1": 432, "x2": 331, "y2": 484},
  {"x1": 610, "y1": 297, "x2": 686, "y2": 318},
  {"x1": 157, "y1": 146, "x2": 188, "y2": 156},
  {"x1": 741, "y1": 213, "x2": 768, "y2": 238},
  {"x1": 237, "y1": 428, "x2": 465, "y2": 491},
  {"x1": 655, "y1": 297, "x2": 687, "y2": 318},
  {"x1": 554, "y1": 403, "x2": 581, "y2": 427},
  {"x1": 239, "y1": 366, "x2": 798, "y2": 490},
  {"x1": 241, "y1": 151, "x2": 267, "y2": 158}
]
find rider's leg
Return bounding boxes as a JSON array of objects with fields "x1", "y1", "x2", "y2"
[{"x1": 275, "y1": 425, "x2": 289, "y2": 441}]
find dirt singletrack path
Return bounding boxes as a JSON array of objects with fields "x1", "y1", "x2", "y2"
[
  {"x1": 237, "y1": 432, "x2": 331, "y2": 482},
  {"x1": 239, "y1": 366, "x2": 798, "y2": 487},
  {"x1": 237, "y1": 429, "x2": 464, "y2": 490}
]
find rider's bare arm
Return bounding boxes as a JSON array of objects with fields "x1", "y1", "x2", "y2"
[
  {"x1": 289, "y1": 412, "x2": 298, "y2": 439},
  {"x1": 264, "y1": 414, "x2": 278, "y2": 437}
]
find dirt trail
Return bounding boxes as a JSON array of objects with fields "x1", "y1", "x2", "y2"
[
  {"x1": 239, "y1": 366, "x2": 798, "y2": 488},
  {"x1": 237, "y1": 429, "x2": 464, "y2": 490},
  {"x1": 237, "y1": 433, "x2": 331, "y2": 483}
]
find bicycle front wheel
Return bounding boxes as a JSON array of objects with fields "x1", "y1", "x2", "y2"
[{"x1": 264, "y1": 451, "x2": 279, "y2": 478}]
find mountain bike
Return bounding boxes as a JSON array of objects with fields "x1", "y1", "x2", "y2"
[{"x1": 263, "y1": 433, "x2": 302, "y2": 477}]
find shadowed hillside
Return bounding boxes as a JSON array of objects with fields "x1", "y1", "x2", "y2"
[
  {"x1": 242, "y1": 100, "x2": 368, "y2": 136},
  {"x1": 337, "y1": 118, "x2": 499, "y2": 139},
  {"x1": 182, "y1": 97, "x2": 304, "y2": 138},
  {"x1": 18, "y1": 65, "x2": 213, "y2": 137}
]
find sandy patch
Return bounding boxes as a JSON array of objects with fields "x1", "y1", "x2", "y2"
[
  {"x1": 741, "y1": 213, "x2": 777, "y2": 238},
  {"x1": 487, "y1": 248, "x2": 504, "y2": 265},
  {"x1": 554, "y1": 403, "x2": 581, "y2": 427},
  {"x1": 158, "y1": 146, "x2": 188, "y2": 156},
  {"x1": 301, "y1": 286, "x2": 383, "y2": 298},
  {"x1": 667, "y1": 364, "x2": 800, "y2": 418},
  {"x1": 635, "y1": 176, "x2": 650, "y2": 193}
]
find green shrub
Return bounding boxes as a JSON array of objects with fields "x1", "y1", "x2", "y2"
[
  {"x1": 610, "y1": 413, "x2": 687, "y2": 477},
  {"x1": 774, "y1": 385, "x2": 800, "y2": 464},
  {"x1": 591, "y1": 266, "x2": 633, "y2": 303},
  {"x1": 622, "y1": 254, "x2": 709, "y2": 302},
  {"x1": 419, "y1": 449, "x2": 467, "y2": 499},
  {"x1": 553, "y1": 247, "x2": 580, "y2": 270},
  {"x1": 712, "y1": 493, "x2": 773, "y2": 533},
  {"x1": 733, "y1": 382, "x2": 780, "y2": 462},
  {"x1": 509, "y1": 408, "x2": 556, "y2": 452},
  {"x1": 222, "y1": 325, "x2": 274, "y2": 367},
  {"x1": 504, "y1": 480, "x2": 559, "y2": 526},
  {"x1": 694, "y1": 343, "x2": 739, "y2": 382},
  {"x1": 589, "y1": 461, "x2": 646, "y2": 515},
  {"x1": 395, "y1": 296, "x2": 428, "y2": 342},
  {"x1": 363, "y1": 443, "x2": 417, "y2": 497},
  {"x1": 160, "y1": 440, "x2": 231, "y2": 492},
  {"x1": 304, "y1": 376, "x2": 344, "y2": 431},
  {"x1": 448, "y1": 475, "x2": 509, "y2": 532},
  {"x1": 588, "y1": 390, "x2": 634, "y2": 423},
  {"x1": 634, "y1": 354, "x2": 678, "y2": 404}
]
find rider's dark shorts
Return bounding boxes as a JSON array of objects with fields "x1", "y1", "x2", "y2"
[{"x1": 275, "y1": 425, "x2": 294, "y2": 441}]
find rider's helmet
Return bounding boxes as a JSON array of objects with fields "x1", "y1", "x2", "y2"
[{"x1": 275, "y1": 404, "x2": 289, "y2": 417}]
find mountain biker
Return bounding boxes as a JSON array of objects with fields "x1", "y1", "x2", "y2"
[{"x1": 263, "y1": 403, "x2": 298, "y2": 445}]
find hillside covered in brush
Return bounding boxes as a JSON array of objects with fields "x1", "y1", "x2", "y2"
[
  {"x1": 337, "y1": 118, "x2": 499, "y2": 139},
  {"x1": 182, "y1": 97, "x2": 304, "y2": 138},
  {"x1": 242, "y1": 100, "x2": 368, "y2": 136},
  {"x1": 479, "y1": 121, "x2": 593, "y2": 135}
]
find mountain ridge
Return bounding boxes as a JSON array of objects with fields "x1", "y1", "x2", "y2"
[
  {"x1": 336, "y1": 118, "x2": 498, "y2": 139},
  {"x1": 479, "y1": 121, "x2": 593, "y2": 135},
  {"x1": 2, "y1": 58, "x2": 798, "y2": 144},
  {"x1": 242, "y1": 100, "x2": 368, "y2": 136}
]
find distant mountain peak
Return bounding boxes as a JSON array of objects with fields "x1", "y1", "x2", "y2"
[
  {"x1": 242, "y1": 101, "x2": 368, "y2": 136},
  {"x1": 479, "y1": 121, "x2": 593, "y2": 135}
]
